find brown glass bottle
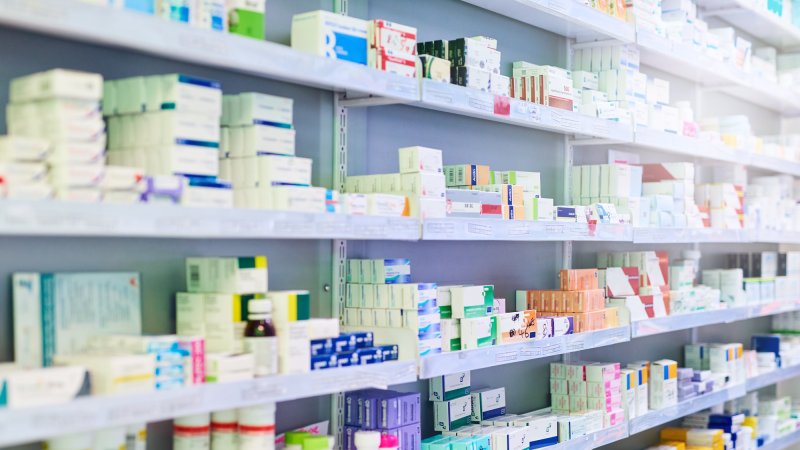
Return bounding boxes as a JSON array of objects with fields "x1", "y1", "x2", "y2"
[{"x1": 244, "y1": 299, "x2": 278, "y2": 376}]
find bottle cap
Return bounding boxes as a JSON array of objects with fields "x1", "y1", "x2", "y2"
[
  {"x1": 285, "y1": 432, "x2": 312, "y2": 446},
  {"x1": 354, "y1": 431, "x2": 381, "y2": 449},
  {"x1": 248, "y1": 299, "x2": 272, "y2": 314},
  {"x1": 379, "y1": 435, "x2": 399, "y2": 449},
  {"x1": 302, "y1": 436, "x2": 331, "y2": 450}
]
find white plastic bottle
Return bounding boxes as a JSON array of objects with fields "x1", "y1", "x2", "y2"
[
  {"x1": 44, "y1": 433, "x2": 93, "y2": 450},
  {"x1": 354, "y1": 431, "x2": 381, "y2": 450},
  {"x1": 237, "y1": 403, "x2": 276, "y2": 450},
  {"x1": 210, "y1": 409, "x2": 238, "y2": 450},
  {"x1": 126, "y1": 423, "x2": 147, "y2": 450},
  {"x1": 94, "y1": 427, "x2": 126, "y2": 450},
  {"x1": 174, "y1": 413, "x2": 211, "y2": 450}
]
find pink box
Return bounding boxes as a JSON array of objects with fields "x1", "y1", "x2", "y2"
[
  {"x1": 585, "y1": 363, "x2": 620, "y2": 382},
  {"x1": 604, "y1": 408, "x2": 625, "y2": 427},
  {"x1": 178, "y1": 336, "x2": 205, "y2": 385},
  {"x1": 587, "y1": 379, "x2": 621, "y2": 397}
]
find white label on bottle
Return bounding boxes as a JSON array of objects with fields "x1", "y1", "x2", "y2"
[
  {"x1": 174, "y1": 436, "x2": 210, "y2": 450},
  {"x1": 211, "y1": 432, "x2": 238, "y2": 450},
  {"x1": 239, "y1": 432, "x2": 275, "y2": 450},
  {"x1": 244, "y1": 336, "x2": 278, "y2": 376}
]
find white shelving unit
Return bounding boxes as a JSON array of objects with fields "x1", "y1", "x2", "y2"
[
  {"x1": 0, "y1": 0, "x2": 419, "y2": 102},
  {"x1": 2, "y1": 0, "x2": 800, "y2": 448},
  {"x1": 628, "y1": 384, "x2": 747, "y2": 435},
  {"x1": 759, "y1": 428, "x2": 800, "y2": 450},
  {"x1": 0, "y1": 201, "x2": 421, "y2": 240},
  {"x1": 418, "y1": 326, "x2": 630, "y2": 379},
  {"x1": 421, "y1": 218, "x2": 632, "y2": 241},
  {"x1": 460, "y1": 0, "x2": 635, "y2": 43},
  {"x1": 0, "y1": 361, "x2": 417, "y2": 447}
]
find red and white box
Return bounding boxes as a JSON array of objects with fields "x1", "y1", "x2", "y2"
[
  {"x1": 603, "y1": 267, "x2": 640, "y2": 297},
  {"x1": 605, "y1": 408, "x2": 626, "y2": 427},
  {"x1": 369, "y1": 20, "x2": 417, "y2": 56},
  {"x1": 368, "y1": 48, "x2": 417, "y2": 78},
  {"x1": 640, "y1": 162, "x2": 695, "y2": 181}
]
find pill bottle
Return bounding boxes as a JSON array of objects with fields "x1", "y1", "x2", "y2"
[
  {"x1": 211, "y1": 409, "x2": 238, "y2": 450},
  {"x1": 94, "y1": 427, "x2": 126, "y2": 450},
  {"x1": 126, "y1": 423, "x2": 147, "y2": 450},
  {"x1": 285, "y1": 431, "x2": 312, "y2": 450},
  {"x1": 379, "y1": 435, "x2": 398, "y2": 450},
  {"x1": 354, "y1": 431, "x2": 381, "y2": 450},
  {"x1": 238, "y1": 403, "x2": 276, "y2": 450},
  {"x1": 174, "y1": 413, "x2": 211, "y2": 450},
  {"x1": 244, "y1": 299, "x2": 278, "y2": 376}
]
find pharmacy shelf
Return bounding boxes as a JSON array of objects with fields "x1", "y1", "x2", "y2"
[
  {"x1": 416, "y1": 80, "x2": 634, "y2": 141},
  {"x1": 637, "y1": 30, "x2": 800, "y2": 116},
  {"x1": 421, "y1": 217, "x2": 633, "y2": 241},
  {"x1": 547, "y1": 423, "x2": 629, "y2": 450},
  {"x1": 749, "y1": 229, "x2": 800, "y2": 244},
  {"x1": 418, "y1": 326, "x2": 630, "y2": 378},
  {"x1": 0, "y1": 0, "x2": 419, "y2": 102},
  {"x1": 633, "y1": 227, "x2": 744, "y2": 244},
  {"x1": 630, "y1": 306, "x2": 751, "y2": 338},
  {"x1": 696, "y1": 0, "x2": 800, "y2": 49},
  {"x1": 759, "y1": 428, "x2": 800, "y2": 450},
  {"x1": 0, "y1": 361, "x2": 416, "y2": 447},
  {"x1": 746, "y1": 363, "x2": 800, "y2": 392},
  {"x1": 749, "y1": 156, "x2": 800, "y2": 178},
  {"x1": 0, "y1": 200, "x2": 421, "y2": 240},
  {"x1": 628, "y1": 383, "x2": 747, "y2": 435},
  {"x1": 637, "y1": 30, "x2": 742, "y2": 86},
  {"x1": 631, "y1": 300, "x2": 800, "y2": 338},
  {"x1": 631, "y1": 128, "x2": 751, "y2": 166},
  {"x1": 460, "y1": 0, "x2": 635, "y2": 43}
]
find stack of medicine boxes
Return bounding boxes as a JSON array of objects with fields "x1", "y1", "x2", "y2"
[
  {"x1": 343, "y1": 258, "x2": 443, "y2": 360},
  {"x1": 696, "y1": 182, "x2": 744, "y2": 229},
  {"x1": 601, "y1": 251, "x2": 671, "y2": 323},
  {"x1": 176, "y1": 256, "x2": 269, "y2": 382},
  {"x1": 685, "y1": 342, "x2": 745, "y2": 388},
  {"x1": 0, "y1": 136, "x2": 50, "y2": 200},
  {"x1": 345, "y1": 146, "x2": 446, "y2": 219},
  {"x1": 641, "y1": 162, "x2": 703, "y2": 229},
  {"x1": 342, "y1": 389, "x2": 421, "y2": 450},
  {"x1": 7, "y1": 69, "x2": 106, "y2": 202},
  {"x1": 104, "y1": 73, "x2": 232, "y2": 207},
  {"x1": 439, "y1": 284, "x2": 496, "y2": 350},
  {"x1": 649, "y1": 359, "x2": 679, "y2": 410},
  {"x1": 511, "y1": 61, "x2": 574, "y2": 111},
  {"x1": 560, "y1": 362, "x2": 624, "y2": 430},
  {"x1": 626, "y1": 362, "x2": 650, "y2": 417},
  {"x1": 368, "y1": 20, "x2": 418, "y2": 78},
  {"x1": 571, "y1": 44, "x2": 643, "y2": 124},
  {"x1": 444, "y1": 164, "x2": 534, "y2": 221},
  {"x1": 219, "y1": 92, "x2": 318, "y2": 212},
  {"x1": 523, "y1": 268, "x2": 608, "y2": 334},
  {"x1": 450, "y1": 37, "x2": 508, "y2": 96}
]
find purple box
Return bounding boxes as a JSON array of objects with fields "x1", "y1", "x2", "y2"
[
  {"x1": 379, "y1": 392, "x2": 421, "y2": 429},
  {"x1": 343, "y1": 426, "x2": 359, "y2": 450},
  {"x1": 360, "y1": 390, "x2": 387, "y2": 429},
  {"x1": 346, "y1": 390, "x2": 380, "y2": 426},
  {"x1": 381, "y1": 423, "x2": 421, "y2": 450}
]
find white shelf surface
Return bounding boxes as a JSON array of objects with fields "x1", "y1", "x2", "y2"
[
  {"x1": 632, "y1": 128, "x2": 753, "y2": 166},
  {"x1": 759, "y1": 428, "x2": 800, "y2": 450},
  {"x1": 460, "y1": 0, "x2": 635, "y2": 43},
  {"x1": 422, "y1": 217, "x2": 633, "y2": 241},
  {"x1": 630, "y1": 306, "x2": 751, "y2": 337},
  {"x1": 546, "y1": 423, "x2": 629, "y2": 450},
  {"x1": 417, "y1": 80, "x2": 633, "y2": 141},
  {"x1": 0, "y1": 200, "x2": 421, "y2": 240},
  {"x1": 746, "y1": 364, "x2": 800, "y2": 392},
  {"x1": 637, "y1": 30, "x2": 800, "y2": 116},
  {"x1": 0, "y1": 0, "x2": 418, "y2": 102},
  {"x1": 418, "y1": 326, "x2": 630, "y2": 378},
  {"x1": 628, "y1": 383, "x2": 747, "y2": 435},
  {"x1": 633, "y1": 227, "x2": 744, "y2": 244},
  {"x1": 696, "y1": 0, "x2": 800, "y2": 49},
  {"x1": 0, "y1": 361, "x2": 416, "y2": 447},
  {"x1": 750, "y1": 229, "x2": 800, "y2": 244}
]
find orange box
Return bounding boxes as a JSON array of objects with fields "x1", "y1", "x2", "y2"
[
  {"x1": 560, "y1": 269, "x2": 599, "y2": 291},
  {"x1": 604, "y1": 307, "x2": 620, "y2": 328},
  {"x1": 563, "y1": 289, "x2": 606, "y2": 313}
]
